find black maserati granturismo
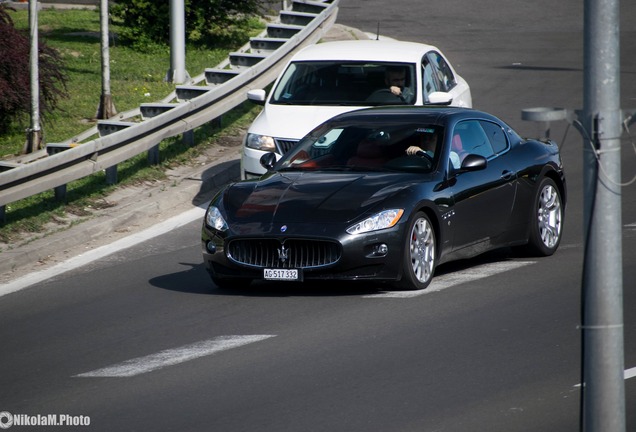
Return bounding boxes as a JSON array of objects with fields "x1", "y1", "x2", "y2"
[{"x1": 202, "y1": 106, "x2": 566, "y2": 290}]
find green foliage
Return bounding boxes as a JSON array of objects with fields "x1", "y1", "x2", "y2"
[
  {"x1": 111, "y1": 0, "x2": 263, "y2": 50},
  {"x1": 0, "y1": 6, "x2": 264, "y2": 240},
  {"x1": 0, "y1": 8, "x2": 233, "y2": 156},
  {"x1": 0, "y1": 4, "x2": 68, "y2": 134}
]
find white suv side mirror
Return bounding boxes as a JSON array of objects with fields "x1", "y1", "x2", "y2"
[
  {"x1": 427, "y1": 91, "x2": 453, "y2": 106},
  {"x1": 247, "y1": 89, "x2": 267, "y2": 105}
]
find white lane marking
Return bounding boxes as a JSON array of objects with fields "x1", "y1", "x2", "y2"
[
  {"x1": 0, "y1": 206, "x2": 206, "y2": 298},
  {"x1": 364, "y1": 261, "x2": 536, "y2": 298},
  {"x1": 75, "y1": 335, "x2": 275, "y2": 378},
  {"x1": 574, "y1": 367, "x2": 636, "y2": 387}
]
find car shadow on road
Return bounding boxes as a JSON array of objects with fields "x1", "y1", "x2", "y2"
[
  {"x1": 433, "y1": 247, "x2": 519, "y2": 276},
  {"x1": 213, "y1": 280, "x2": 386, "y2": 298},
  {"x1": 148, "y1": 262, "x2": 214, "y2": 295},
  {"x1": 149, "y1": 262, "x2": 387, "y2": 297},
  {"x1": 149, "y1": 247, "x2": 521, "y2": 297},
  {"x1": 191, "y1": 160, "x2": 240, "y2": 207}
]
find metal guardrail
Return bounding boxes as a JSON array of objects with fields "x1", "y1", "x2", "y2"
[{"x1": 0, "y1": 0, "x2": 339, "y2": 218}]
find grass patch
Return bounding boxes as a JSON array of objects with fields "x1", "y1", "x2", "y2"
[{"x1": 0, "y1": 7, "x2": 264, "y2": 244}]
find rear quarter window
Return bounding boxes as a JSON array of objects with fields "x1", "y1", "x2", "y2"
[{"x1": 479, "y1": 120, "x2": 509, "y2": 154}]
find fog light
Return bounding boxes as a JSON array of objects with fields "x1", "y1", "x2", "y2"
[
  {"x1": 373, "y1": 243, "x2": 388, "y2": 256},
  {"x1": 206, "y1": 242, "x2": 217, "y2": 254}
]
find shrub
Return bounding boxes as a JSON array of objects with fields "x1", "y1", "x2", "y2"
[
  {"x1": 111, "y1": 0, "x2": 263, "y2": 50},
  {"x1": 0, "y1": 4, "x2": 67, "y2": 134}
]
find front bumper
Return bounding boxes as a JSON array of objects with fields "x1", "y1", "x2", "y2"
[{"x1": 201, "y1": 223, "x2": 406, "y2": 284}]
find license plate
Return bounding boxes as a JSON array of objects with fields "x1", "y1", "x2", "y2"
[{"x1": 263, "y1": 268, "x2": 299, "y2": 281}]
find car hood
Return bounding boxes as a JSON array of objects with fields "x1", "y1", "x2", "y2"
[
  {"x1": 222, "y1": 172, "x2": 418, "y2": 230},
  {"x1": 249, "y1": 104, "x2": 364, "y2": 140}
]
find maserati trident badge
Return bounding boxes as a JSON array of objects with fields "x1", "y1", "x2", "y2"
[{"x1": 277, "y1": 245, "x2": 289, "y2": 263}]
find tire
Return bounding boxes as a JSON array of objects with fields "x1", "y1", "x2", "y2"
[
  {"x1": 526, "y1": 177, "x2": 563, "y2": 256},
  {"x1": 396, "y1": 211, "x2": 436, "y2": 290}
]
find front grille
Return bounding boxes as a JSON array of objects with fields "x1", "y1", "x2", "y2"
[
  {"x1": 275, "y1": 139, "x2": 299, "y2": 155},
  {"x1": 227, "y1": 238, "x2": 341, "y2": 269},
  {"x1": 275, "y1": 138, "x2": 330, "y2": 157}
]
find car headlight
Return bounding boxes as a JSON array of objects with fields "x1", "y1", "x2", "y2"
[
  {"x1": 205, "y1": 206, "x2": 228, "y2": 232},
  {"x1": 346, "y1": 209, "x2": 404, "y2": 235},
  {"x1": 246, "y1": 133, "x2": 276, "y2": 152}
]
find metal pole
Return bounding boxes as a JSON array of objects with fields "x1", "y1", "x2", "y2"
[
  {"x1": 96, "y1": 0, "x2": 116, "y2": 119},
  {"x1": 581, "y1": 0, "x2": 625, "y2": 430},
  {"x1": 167, "y1": 0, "x2": 190, "y2": 84},
  {"x1": 25, "y1": 0, "x2": 41, "y2": 153}
]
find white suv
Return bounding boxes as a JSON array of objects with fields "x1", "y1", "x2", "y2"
[{"x1": 241, "y1": 39, "x2": 472, "y2": 179}]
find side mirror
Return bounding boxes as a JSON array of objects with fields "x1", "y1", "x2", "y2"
[
  {"x1": 260, "y1": 152, "x2": 277, "y2": 171},
  {"x1": 460, "y1": 154, "x2": 487, "y2": 171},
  {"x1": 427, "y1": 91, "x2": 453, "y2": 106},
  {"x1": 247, "y1": 89, "x2": 267, "y2": 106}
]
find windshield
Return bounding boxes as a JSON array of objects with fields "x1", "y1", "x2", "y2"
[
  {"x1": 271, "y1": 61, "x2": 417, "y2": 106},
  {"x1": 276, "y1": 121, "x2": 443, "y2": 173}
]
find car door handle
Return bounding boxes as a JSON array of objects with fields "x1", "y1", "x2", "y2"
[{"x1": 501, "y1": 170, "x2": 515, "y2": 181}]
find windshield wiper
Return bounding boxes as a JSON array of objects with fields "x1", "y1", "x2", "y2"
[{"x1": 318, "y1": 165, "x2": 388, "y2": 172}]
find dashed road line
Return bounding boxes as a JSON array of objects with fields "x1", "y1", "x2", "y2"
[
  {"x1": 364, "y1": 261, "x2": 536, "y2": 298},
  {"x1": 74, "y1": 335, "x2": 275, "y2": 378}
]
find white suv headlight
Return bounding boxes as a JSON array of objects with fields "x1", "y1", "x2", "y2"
[
  {"x1": 346, "y1": 209, "x2": 404, "y2": 235},
  {"x1": 246, "y1": 133, "x2": 276, "y2": 151},
  {"x1": 205, "y1": 206, "x2": 228, "y2": 231}
]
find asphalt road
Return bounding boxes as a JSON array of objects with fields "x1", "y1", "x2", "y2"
[{"x1": 1, "y1": 0, "x2": 635, "y2": 431}]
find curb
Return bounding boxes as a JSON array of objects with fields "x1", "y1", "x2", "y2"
[{"x1": 0, "y1": 147, "x2": 240, "y2": 282}]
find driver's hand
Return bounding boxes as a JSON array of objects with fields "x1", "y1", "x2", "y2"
[
  {"x1": 389, "y1": 86, "x2": 402, "y2": 96},
  {"x1": 406, "y1": 146, "x2": 421, "y2": 155}
]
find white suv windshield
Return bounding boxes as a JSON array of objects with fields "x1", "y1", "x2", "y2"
[{"x1": 271, "y1": 61, "x2": 417, "y2": 106}]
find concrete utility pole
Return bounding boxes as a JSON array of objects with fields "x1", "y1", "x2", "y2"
[
  {"x1": 581, "y1": 0, "x2": 626, "y2": 430},
  {"x1": 96, "y1": 0, "x2": 116, "y2": 119},
  {"x1": 24, "y1": 0, "x2": 41, "y2": 153},
  {"x1": 166, "y1": 0, "x2": 190, "y2": 84}
]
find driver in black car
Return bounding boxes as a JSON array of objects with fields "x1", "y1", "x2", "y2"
[
  {"x1": 403, "y1": 129, "x2": 461, "y2": 168},
  {"x1": 405, "y1": 129, "x2": 437, "y2": 156}
]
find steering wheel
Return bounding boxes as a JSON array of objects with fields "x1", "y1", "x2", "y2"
[
  {"x1": 411, "y1": 150, "x2": 433, "y2": 165},
  {"x1": 366, "y1": 89, "x2": 405, "y2": 104}
]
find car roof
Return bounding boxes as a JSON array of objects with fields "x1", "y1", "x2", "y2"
[
  {"x1": 290, "y1": 40, "x2": 440, "y2": 63},
  {"x1": 326, "y1": 106, "x2": 499, "y2": 124}
]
